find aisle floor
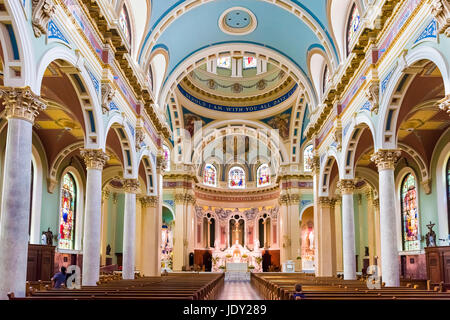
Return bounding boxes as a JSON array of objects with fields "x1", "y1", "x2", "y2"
[{"x1": 216, "y1": 280, "x2": 262, "y2": 300}]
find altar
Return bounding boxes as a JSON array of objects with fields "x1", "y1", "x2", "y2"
[{"x1": 211, "y1": 241, "x2": 262, "y2": 273}]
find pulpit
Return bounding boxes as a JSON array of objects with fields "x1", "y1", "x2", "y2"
[
  {"x1": 425, "y1": 246, "x2": 450, "y2": 283},
  {"x1": 27, "y1": 244, "x2": 55, "y2": 281}
]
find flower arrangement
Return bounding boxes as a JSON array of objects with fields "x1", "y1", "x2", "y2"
[
  {"x1": 248, "y1": 265, "x2": 255, "y2": 270},
  {"x1": 255, "y1": 257, "x2": 262, "y2": 264},
  {"x1": 225, "y1": 254, "x2": 232, "y2": 259},
  {"x1": 242, "y1": 254, "x2": 248, "y2": 259},
  {"x1": 219, "y1": 265, "x2": 226, "y2": 270}
]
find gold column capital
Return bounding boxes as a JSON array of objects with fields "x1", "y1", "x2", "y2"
[
  {"x1": 80, "y1": 149, "x2": 109, "y2": 170},
  {"x1": 123, "y1": 179, "x2": 140, "y2": 194},
  {"x1": 140, "y1": 196, "x2": 158, "y2": 208},
  {"x1": 337, "y1": 179, "x2": 355, "y2": 194},
  {"x1": 0, "y1": 86, "x2": 46, "y2": 123},
  {"x1": 370, "y1": 149, "x2": 401, "y2": 171},
  {"x1": 319, "y1": 197, "x2": 333, "y2": 208}
]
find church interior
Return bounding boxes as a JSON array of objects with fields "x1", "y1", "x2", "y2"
[{"x1": 0, "y1": 0, "x2": 449, "y2": 302}]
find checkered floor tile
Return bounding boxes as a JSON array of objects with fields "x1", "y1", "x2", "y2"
[{"x1": 217, "y1": 280, "x2": 262, "y2": 300}]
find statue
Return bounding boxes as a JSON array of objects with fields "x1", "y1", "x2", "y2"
[
  {"x1": 425, "y1": 221, "x2": 437, "y2": 247},
  {"x1": 106, "y1": 244, "x2": 111, "y2": 256},
  {"x1": 44, "y1": 228, "x2": 53, "y2": 246},
  {"x1": 41, "y1": 231, "x2": 47, "y2": 245}
]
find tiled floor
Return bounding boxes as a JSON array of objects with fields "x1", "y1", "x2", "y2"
[{"x1": 217, "y1": 280, "x2": 262, "y2": 300}]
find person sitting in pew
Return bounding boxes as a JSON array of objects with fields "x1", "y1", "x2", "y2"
[
  {"x1": 292, "y1": 284, "x2": 306, "y2": 300},
  {"x1": 51, "y1": 266, "x2": 67, "y2": 289}
]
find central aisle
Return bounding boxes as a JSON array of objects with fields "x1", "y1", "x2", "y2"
[{"x1": 217, "y1": 281, "x2": 263, "y2": 300}]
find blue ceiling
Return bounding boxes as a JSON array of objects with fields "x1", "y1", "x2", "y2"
[{"x1": 141, "y1": 0, "x2": 337, "y2": 94}]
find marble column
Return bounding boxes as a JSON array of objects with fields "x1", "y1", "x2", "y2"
[
  {"x1": 373, "y1": 198, "x2": 381, "y2": 270},
  {"x1": 100, "y1": 190, "x2": 110, "y2": 266},
  {"x1": 0, "y1": 87, "x2": 46, "y2": 300},
  {"x1": 80, "y1": 149, "x2": 109, "y2": 286},
  {"x1": 279, "y1": 195, "x2": 290, "y2": 263},
  {"x1": 371, "y1": 150, "x2": 401, "y2": 287},
  {"x1": 186, "y1": 196, "x2": 196, "y2": 256},
  {"x1": 366, "y1": 191, "x2": 376, "y2": 266},
  {"x1": 317, "y1": 197, "x2": 336, "y2": 276},
  {"x1": 289, "y1": 195, "x2": 301, "y2": 268},
  {"x1": 173, "y1": 193, "x2": 186, "y2": 271},
  {"x1": 334, "y1": 196, "x2": 343, "y2": 273},
  {"x1": 122, "y1": 179, "x2": 139, "y2": 279},
  {"x1": 310, "y1": 155, "x2": 320, "y2": 277},
  {"x1": 338, "y1": 179, "x2": 357, "y2": 280},
  {"x1": 140, "y1": 196, "x2": 159, "y2": 276}
]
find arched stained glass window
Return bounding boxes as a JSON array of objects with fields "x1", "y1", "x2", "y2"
[
  {"x1": 119, "y1": 5, "x2": 132, "y2": 45},
  {"x1": 203, "y1": 163, "x2": 217, "y2": 187},
  {"x1": 163, "y1": 145, "x2": 170, "y2": 172},
  {"x1": 257, "y1": 164, "x2": 270, "y2": 187},
  {"x1": 243, "y1": 56, "x2": 257, "y2": 69},
  {"x1": 59, "y1": 173, "x2": 76, "y2": 250},
  {"x1": 400, "y1": 173, "x2": 420, "y2": 251},
  {"x1": 217, "y1": 57, "x2": 231, "y2": 69},
  {"x1": 229, "y1": 166, "x2": 245, "y2": 189},
  {"x1": 346, "y1": 3, "x2": 360, "y2": 56},
  {"x1": 304, "y1": 145, "x2": 314, "y2": 172}
]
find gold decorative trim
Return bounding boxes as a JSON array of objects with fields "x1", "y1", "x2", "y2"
[
  {"x1": 0, "y1": 86, "x2": 46, "y2": 123},
  {"x1": 370, "y1": 149, "x2": 401, "y2": 171},
  {"x1": 80, "y1": 148, "x2": 109, "y2": 170}
]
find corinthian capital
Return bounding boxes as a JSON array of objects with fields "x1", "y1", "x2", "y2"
[
  {"x1": 308, "y1": 155, "x2": 320, "y2": 174},
  {"x1": 123, "y1": 179, "x2": 140, "y2": 194},
  {"x1": 431, "y1": 0, "x2": 450, "y2": 36},
  {"x1": 140, "y1": 196, "x2": 158, "y2": 208},
  {"x1": 32, "y1": 0, "x2": 56, "y2": 38},
  {"x1": 438, "y1": 95, "x2": 450, "y2": 115},
  {"x1": 319, "y1": 197, "x2": 333, "y2": 208},
  {"x1": 370, "y1": 149, "x2": 401, "y2": 171},
  {"x1": 337, "y1": 179, "x2": 355, "y2": 194},
  {"x1": 80, "y1": 149, "x2": 109, "y2": 170},
  {"x1": 0, "y1": 86, "x2": 46, "y2": 123},
  {"x1": 174, "y1": 193, "x2": 185, "y2": 204}
]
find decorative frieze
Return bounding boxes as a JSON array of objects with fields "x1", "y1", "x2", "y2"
[
  {"x1": 437, "y1": 95, "x2": 450, "y2": 115},
  {"x1": 337, "y1": 179, "x2": 356, "y2": 195},
  {"x1": 80, "y1": 149, "x2": 109, "y2": 170},
  {"x1": 0, "y1": 86, "x2": 46, "y2": 123},
  {"x1": 431, "y1": 0, "x2": 450, "y2": 36},
  {"x1": 370, "y1": 149, "x2": 401, "y2": 171},
  {"x1": 32, "y1": 0, "x2": 56, "y2": 38},
  {"x1": 123, "y1": 179, "x2": 140, "y2": 194}
]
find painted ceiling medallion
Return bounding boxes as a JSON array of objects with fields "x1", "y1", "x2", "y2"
[{"x1": 219, "y1": 7, "x2": 257, "y2": 35}]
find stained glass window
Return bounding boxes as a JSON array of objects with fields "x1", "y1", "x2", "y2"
[
  {"x1": 304, "y1": 145, "x2": 314, "y2": 172},
  {"x1": 229, "y1": 166, "x2": 245, "y2": 189},
  {"x1": 203, "y1": 163, "x2": 217, "y2": 187},
  {"x1": 59, "y1": 173, "x2": 76, "y2": 250},
  {"x1": 257, "y1": 164, "x2": 270, "y2": 187},
  {"x1": 217, "y1": 57, "x2": 231, "y2": 69},
  {"x1": 163, "y1": 145, "x2": 170, "y2": 172},
  {"x1": 119, "y1": 5, "x2": 132, "y2": 44},
  {"x1": 243, "y1": 56, "x2": 257, "y2": 69},
  {"x1": 400, "y1": 173, "x2": 420, "y2": 251},
  {"x1": 346, "y1": 3, "x2": 360, "y2": 56}
]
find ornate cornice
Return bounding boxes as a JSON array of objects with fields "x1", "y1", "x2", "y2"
[
  {"x1": 370, "y1": 149, "x2": 401, "y2": 171},
  {"x1": 0, "y1": 86, "x2": 46, "y2": 123},
  {"x1": 80, "y1": 149, "x2": 109, "y2": 170},
  {"x1": 32, "y1": 0, "x2": 56, "y2": 38},
  {"x1": 123, "y1": 179, "x2": 140, "y2": 194},
  {"x1": 337, "y1": 179, "x2": 356, "y2": 195}
]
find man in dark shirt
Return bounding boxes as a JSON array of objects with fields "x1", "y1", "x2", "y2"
[
  {"x1": 51, "y1": 266, "x2": 67, "y2": 289},
  {"x1": 292, "y1": 283, "x2": 306, "y2": 300}
]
